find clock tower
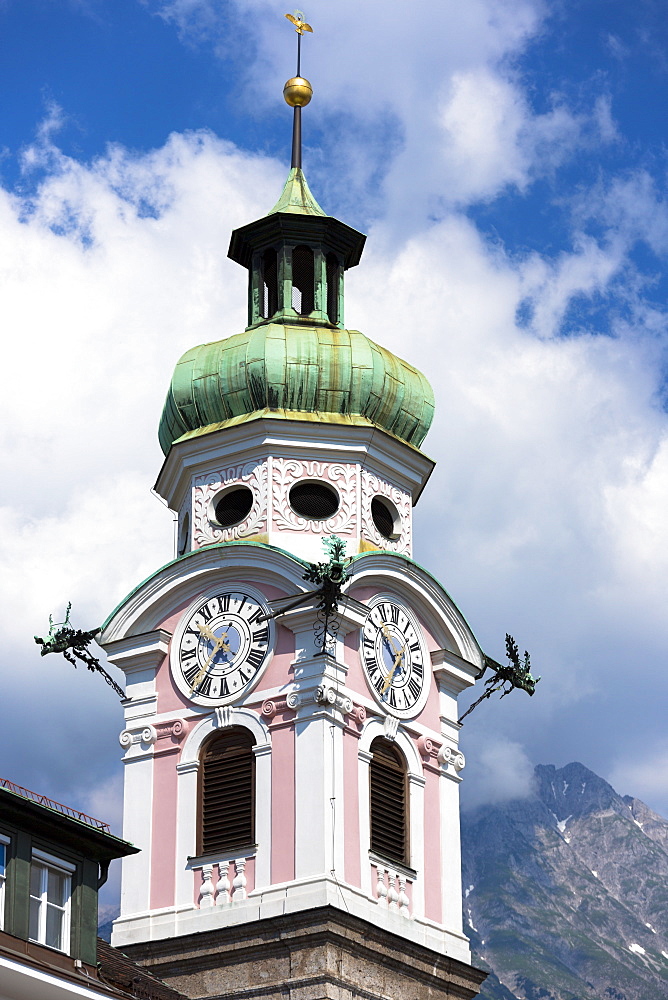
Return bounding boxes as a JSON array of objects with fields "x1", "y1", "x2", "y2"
[{"x1": 99, "y1": 49, "x2": 487, "y2": 1000}]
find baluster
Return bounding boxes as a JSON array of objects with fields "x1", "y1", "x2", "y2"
[
  {"x1": 199, "y1": 865, "x2": 215, "y2": 908},
  {"x1": 232, "y1": 857, "x2": 247, "y2": 901},
  {"x1": 375, "y1": 865, "x2": 388, "y2": 907},
  {"x1": 398, "y1": 875, "x2": 410, "y2": 917},
  {"x1": 387, "y1": 870, "x2": 399, "y2": 911},
  {"x1": 216, "y1": 861, "x2": 230, "y2": 905}
]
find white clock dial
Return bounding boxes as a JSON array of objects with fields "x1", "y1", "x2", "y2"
[
  {"x1": 172, "y1": 588, "x2": 273, "y2": 706},
  {"x1": 361, "y1": 598, "x2": 428, "y2": 717}
]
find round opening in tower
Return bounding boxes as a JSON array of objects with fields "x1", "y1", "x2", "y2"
[
  {"x1": 371, "y1": 496, "x2": 401, "y2": 540},
  {"x1": 289, "y1": 481, "x2": 339, "y2": 520},
  {"x1": 212, "y1": 486, "x2": 254, "y2": 528}
]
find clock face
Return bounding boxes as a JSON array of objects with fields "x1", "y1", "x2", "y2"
[
  {"x1": 361, "y1": 598, "x2": 428, "y2": 717},
  {"x1": 172, "y1": 587, "x2": 273, "y2": 706}
]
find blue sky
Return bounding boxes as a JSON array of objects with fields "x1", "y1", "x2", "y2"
[{"x1": 0, "y1": 0, "x2": 667, "y2": 917}]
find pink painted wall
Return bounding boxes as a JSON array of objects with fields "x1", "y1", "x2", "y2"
[
  {"x1": 422, "y1": 767, "x2": 442, "y2": 923},
  {"x1": 150, "y1": 750, "x2": 178, "y2": 909},
  {"x1": 154, "y1": 583, "x2": 293, "y2": 713},
  {"x1": 257, "y1": 623, "x2": 294, "y2": 691},
  {"x1": 270, "y1": 724, "x2": 295, "y2": 883}
]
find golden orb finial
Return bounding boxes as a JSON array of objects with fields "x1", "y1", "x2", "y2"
[{"x1": 283, "y1": 76, "x2": 313, "y2": 108}]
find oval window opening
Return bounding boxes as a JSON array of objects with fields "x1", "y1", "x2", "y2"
[
  {"x1": 371, "y1": 496, "x2": 399, "y2": 540},
  {"x1": 214, "y1": 486, "x2": 254, "y2": 528},
  {"x1": 289, "y1": 481, "x2": 339, "y2": 520}
]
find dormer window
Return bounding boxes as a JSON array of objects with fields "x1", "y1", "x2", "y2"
[
  {"x1": 29, "y1": 852, "x2": 73, "y2": 953},
  {"x1": 291, "y1": 245, "x2": 314, "y2": 315}
]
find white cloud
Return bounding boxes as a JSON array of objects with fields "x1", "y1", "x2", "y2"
[
  {"x1": 143, "y1": 0, "x2": 620, "y2": 225},
  {"x1": 609, "y1": 747, "x2": 668, "y2": 807},
  {"x1": 1, "y1": 0, "x2": 668, "y2": 830},
  {"x1": 461, "y1": 735, "x2": 536, "y2": 810}
]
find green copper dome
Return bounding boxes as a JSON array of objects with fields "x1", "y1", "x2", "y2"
[{"x1": 158, "y1": 324, "x2": 434, "y2": 455}]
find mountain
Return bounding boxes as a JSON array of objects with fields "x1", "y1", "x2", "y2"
[{"x1": 461, "y1": 762, "x2": 668, "y2": 1000}]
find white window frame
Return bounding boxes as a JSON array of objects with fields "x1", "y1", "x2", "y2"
[
  {"x1": 0, "y1": 834, "x2": 9, "y2": 932},
  {"x1": 29, "y1": 851, "x2": 74, "y2": 953}
]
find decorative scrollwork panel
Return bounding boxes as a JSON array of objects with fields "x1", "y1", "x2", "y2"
[
  {"x1": 360, "y1": 470, "x2": 412, "y2": 554},
  {"x1": 272, "y1": 459, "x2": 357, "y2": 534},
  {"x1": 193, "y1": 461, "x2": 268, "y2": 547}
]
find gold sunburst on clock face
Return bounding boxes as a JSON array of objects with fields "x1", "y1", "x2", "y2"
[
  {"x1": 361, "y1": 599, "x2": 428, "y2": 717},
  {"x1": 172, "y1": 588, "x2": 273, "y2": 706}
]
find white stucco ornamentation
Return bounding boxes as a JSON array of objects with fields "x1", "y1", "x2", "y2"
[
  {"x1": 438, "y1": 744, "x2": 466, "y2": 772},
  {"x1": 193, "y1": 461, "x2": 268, "y2": 546},
  {"x1": 315, "y1": 684, "x2": 353, "y2": 715},
  {"x1": 272, "y1": 459, "x2": 357, "y2": 533},
  {"x1": 360, "y1": 470, "x2": 411, "y2": 554},
  {"x1": 383, "y1": 714, "x2": 400, "y2": 741},
  {"x1": 199, "y1": 865, "x2": 215, "y2": 908},
  {"x1": 215, "y1": 706, "x2": 233, "y2": 729},
  {"x1": 119, "y1": 725, "x2": 157, "y2": 754}
]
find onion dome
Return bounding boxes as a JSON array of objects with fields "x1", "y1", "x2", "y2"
[{"x1": 158, "y1": 322, "x2": 434, "y2": 454}]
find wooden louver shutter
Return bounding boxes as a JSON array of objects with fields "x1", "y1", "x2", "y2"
[
  {"x1": 369, "y1": 737, "x2": 408, "y2": 866},
  {"x1": 200, "y1": 728, "x2": 255, "y2": 855}
]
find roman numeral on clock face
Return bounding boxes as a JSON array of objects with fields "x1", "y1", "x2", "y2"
[
  {"x1": 174, "y1": 589, "x2": 273, "y2": 705},
  {"x1": 361, "y1": 599, "x2": 427, "y2": 717}
]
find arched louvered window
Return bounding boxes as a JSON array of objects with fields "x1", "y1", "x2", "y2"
[
  {"x1": 291, "y1": 245, "x2": 314, "y2": 315},
  {"x1": 262, "y1": 248, "x2": 278, "y2": 319},
  {"x1": 326, "y1": 252, "x2": 340, "y2": 324},
  {"x1": 199, "y1": 728, "x2": 255, "y2": 855},
  {"x1": 369, "y1": 737, "x2": 409, "y2": 866}
]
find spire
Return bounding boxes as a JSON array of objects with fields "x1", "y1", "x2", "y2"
[
  {"x1": 274, "y1": 14, "x2": 322, "y2": 216},
  {"x1": 227, "y1": 11, "x2": 365, "y2": 331},
  {"x1": 268, "y1": 166, "x2": 325, "y2": 217},
  {"x1": 283, "y1": 11, "x2": 313, "y2": 171}
]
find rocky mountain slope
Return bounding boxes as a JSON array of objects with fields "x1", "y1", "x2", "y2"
[{"x1": 461, "y1": 762, "x2": 668, "y2": 999}]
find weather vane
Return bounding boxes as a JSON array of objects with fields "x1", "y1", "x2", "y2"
[{"x1": 283, "y1": 10, "x2": 314, "y2": 170}]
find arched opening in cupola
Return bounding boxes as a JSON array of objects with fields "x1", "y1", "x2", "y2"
[
  {"x1": 291, "y1": 245, "x2": 315, "y2": 315},
  {"x1": 326, "y1": 252, "x2": 340, "y2": 324},
  {"x1": 262, "y1": 248, "x2": 278, "y2": 319}
]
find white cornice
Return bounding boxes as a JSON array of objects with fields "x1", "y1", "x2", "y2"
[
  {"x1": 154, "y1": 418, "x2": 434, "y2": 511},
  {"x1": 347, "y1": 552, "x2": 484, "y2": 671},
  {"x1": 99, "y1": 543, "x2": 311, "y2": 644}
]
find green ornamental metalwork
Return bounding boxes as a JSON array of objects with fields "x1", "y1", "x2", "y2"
[
  {"x1": 34, "y1": 603, "x2": 125, "y2": 700},
  {"x1": 458, "y1": 634, "x2": 540, "y2": 723},
  {"x1": 258, "y1": 535, "x2": 350, "y2": 654},
  {"x1": 302, "y1": 535, "x2": 350, "y2": 654}
]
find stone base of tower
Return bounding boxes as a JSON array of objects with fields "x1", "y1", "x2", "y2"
[{"x1": 119, "y1": 905, "x2": 487, "y2": 1000}]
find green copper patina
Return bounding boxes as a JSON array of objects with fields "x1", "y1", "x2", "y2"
[
  {"x1": 268, "y1": 167, "x2": 326, "y2": 217},
  {"x1": 158, "y1": 166, "x2": 435, "y2": 454},
  {"x1": 158, "y1": 323, "x2": 434, "y2": 453}
]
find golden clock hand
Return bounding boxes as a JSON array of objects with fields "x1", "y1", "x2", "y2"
[
  {"x1": 381, "y1": 624, "x2": 401, "y2": 658},
  {"x1": 190, "y1": 633, "x2": 227, "y2": 692},
  {"x1": 197, "y1": 622, "x2": 219, "y2": 642},
  {"x1": 380, "y1": 643, "x2": 407, "y2": 695}
]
